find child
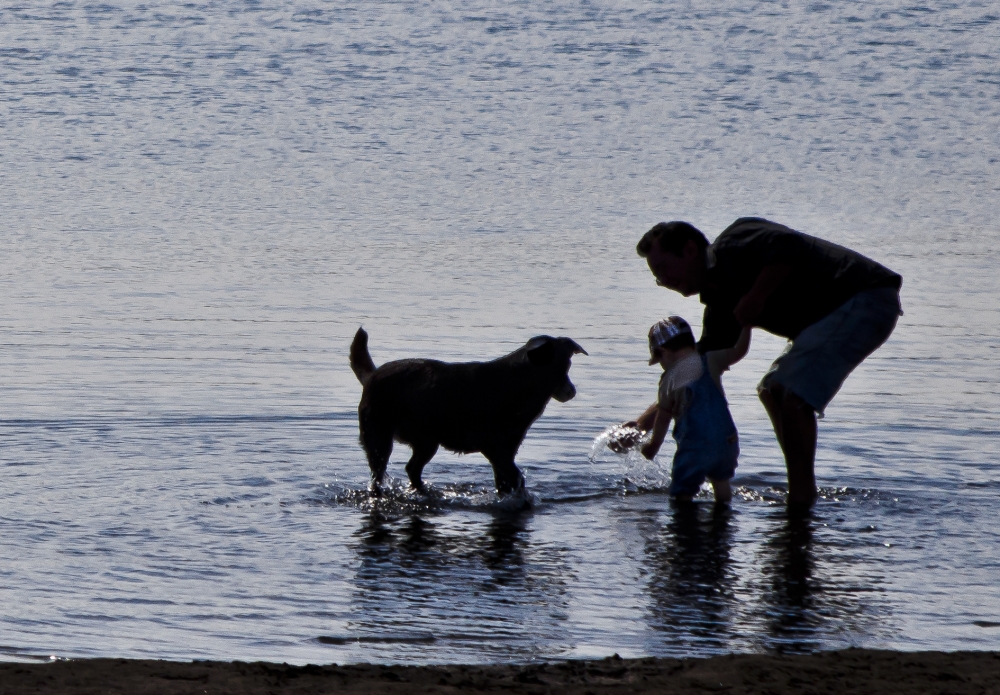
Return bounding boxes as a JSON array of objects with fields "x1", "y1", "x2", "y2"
[{"x1": 618, "y1": 316, "x2": 751, "y2": 504}]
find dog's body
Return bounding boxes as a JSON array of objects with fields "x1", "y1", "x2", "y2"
[{"x1": 350, "y1": 328, "x2": 586, "y2": 494}]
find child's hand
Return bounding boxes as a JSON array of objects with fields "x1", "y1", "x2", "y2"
[{"x1": 640, "y1": 440, "x2": 659, "y2": 460}]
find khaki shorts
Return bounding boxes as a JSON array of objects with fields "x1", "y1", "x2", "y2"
[{"x1": 758, "y1": 287, "x2": 902, "y2": 415}]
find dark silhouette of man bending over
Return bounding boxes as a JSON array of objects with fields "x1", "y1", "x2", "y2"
[{"x1": 637, "y1": 218, "x2": 902, "y2": 512}]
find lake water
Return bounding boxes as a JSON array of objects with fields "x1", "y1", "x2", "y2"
[{"x1": 2, "y1": 0, "x2": 999, "y2": 665}]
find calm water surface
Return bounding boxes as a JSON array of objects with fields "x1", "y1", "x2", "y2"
[{"x1": 1, "y1": 0, "x2": 999, "y2": 664}]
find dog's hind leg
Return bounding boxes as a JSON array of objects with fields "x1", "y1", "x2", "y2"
[
  {"x1": 405, "y1": 442, "x2": 438, "y2": 493},
  {"x1": 359, "y1": 414, "x2": 393, "y2": 494}
]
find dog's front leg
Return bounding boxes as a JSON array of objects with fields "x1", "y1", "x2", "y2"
[{"x1": 485, "y1": 452, "x2": 525, "y2": 495}]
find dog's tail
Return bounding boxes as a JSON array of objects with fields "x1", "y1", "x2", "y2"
[{"x1": 350, "y1": 327, "x2": 377, "y2": 385}]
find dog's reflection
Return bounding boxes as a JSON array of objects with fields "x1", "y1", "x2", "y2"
[
  {"x1": 354, "y1": 510, "x2": 530, "y2": 581},
  {"x1": 642, "y1": 502, "x2": 737, "y2": 648},
  {"x1": 480, "y1": 512, "x2": 531, "y2": 582},
  {"x1": 346, "y1": 510, "x2": 569, "y2": 655}
]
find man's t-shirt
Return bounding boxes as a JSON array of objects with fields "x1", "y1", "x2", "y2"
[{"x1": 698, "y1": 217, "x2": 902, "y2": 352}]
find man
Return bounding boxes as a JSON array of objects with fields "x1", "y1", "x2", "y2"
[{"x1": 637, "y1": 217, "x2": 902, "y2": 511}]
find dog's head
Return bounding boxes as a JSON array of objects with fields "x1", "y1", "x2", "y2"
[{"x1": 524, "y1": 336, "x2": 588, "y2": 402}]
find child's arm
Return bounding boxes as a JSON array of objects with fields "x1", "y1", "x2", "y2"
[
  {"x1": 707, "y1": 325, "x2": 752, "y2": 375},
  {"x1": 607, "y1": 403, "x2": 658, "y2": 454},
  {"x1": 640, "y1": 407, "x2": 672, "y2": 460},
  {"x1": 629, "y1": 403, "x2": 659, "y2": 432}
]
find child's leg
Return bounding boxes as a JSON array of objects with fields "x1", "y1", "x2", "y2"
[
  {"x1": 709, "y1": 478, "x2": 732, "y2": 505},
  {"x1": 668, "y1": 449, "x2": 701, "y2": 501}
]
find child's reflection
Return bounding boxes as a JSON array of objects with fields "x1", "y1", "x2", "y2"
[{"x1": 642, "y1": 502, "x2": 737, "y2": 649}]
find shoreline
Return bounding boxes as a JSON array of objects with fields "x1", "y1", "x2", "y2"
[{"x1": 2, "y1": 649, "x2": 998, "y2": 694}]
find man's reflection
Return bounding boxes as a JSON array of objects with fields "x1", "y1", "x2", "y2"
[
  {"x1": 760, "y1": 511, "x2": 819, "y2": 651},
  {"x1": 757, "y1": 509, "x2": 890, "y2": 653},
  {"x1": 642, "y1": 501, "x2": 736, "y2": 649}
]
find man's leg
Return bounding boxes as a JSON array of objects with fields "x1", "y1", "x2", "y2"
[
  {"x1": 759, "y1": 382, "x2": 817, "y2": 510},
  {"x1": 757, "y1": 288, "x2": 901, "y2": 512}
]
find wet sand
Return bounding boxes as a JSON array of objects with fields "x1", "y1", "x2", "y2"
[{"x1": 2, "y1": 650, "x2": 998, "y2": 694}]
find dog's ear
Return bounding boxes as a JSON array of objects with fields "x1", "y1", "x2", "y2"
[{"x1": 526, "y1": 337, "x2": 556, "y2": 366}]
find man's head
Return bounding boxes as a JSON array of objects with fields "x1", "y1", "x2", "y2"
[
  {"x1": 648, "y1": 316, "x2": 696, "y2": 367},
  {"x1": 636, "y1": 221, "x2": 709, "y2": 296}
]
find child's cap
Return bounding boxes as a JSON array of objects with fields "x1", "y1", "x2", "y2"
[{"x1": 648, "y1": 316, "x2": 693, "y2": 364}]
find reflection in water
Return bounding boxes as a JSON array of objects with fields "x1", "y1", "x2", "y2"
[
  {"x1": 638, "y1": 501, "x2": 892, "y2": 655},
  {"x1": 757, "y1": 511, "x2": 891, "y2": 653},
  {"x1": 344, "y1": 509, "x2": 571, "y2": 661},
  {"x1": 642, "y1": 502, "x2": 737, "y2": 652},
  {"x1": 480, "y1": 512, "x2": 530, "y2": 586},
  {"x1": 761, "y1": 513, "x2": 819, "y2": 650}
]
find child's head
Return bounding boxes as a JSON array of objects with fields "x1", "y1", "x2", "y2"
[{"x1": 648, "y1": 316, "x2": 696, "y2": 367}]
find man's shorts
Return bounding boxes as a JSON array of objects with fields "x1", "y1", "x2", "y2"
[{"x1": 758, "y1": 287, "x2": 902, "y2": 415}]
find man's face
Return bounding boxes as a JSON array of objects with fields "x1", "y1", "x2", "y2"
[{"x1": 646, "y1": 241, "x2": 702, "y2": 296}]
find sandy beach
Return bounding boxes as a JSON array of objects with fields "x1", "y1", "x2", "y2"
[{"x1": 2, "y1": 650, "x2": 998, "y2": 694}]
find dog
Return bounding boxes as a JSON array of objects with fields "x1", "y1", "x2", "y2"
[{"x1": 350, "y1": 327, "x2": 587, "y2": 495}]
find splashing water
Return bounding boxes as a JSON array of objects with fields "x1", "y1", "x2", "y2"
[
  {"x1": 590, "y1": 424, "x2": 675, "y2": 494},
  {"x1": 317, "y1": 477, "x2": 537, "y2": 514},
  {"x1": 590, "y1": 424, "x2": 649, "y2": 460}
]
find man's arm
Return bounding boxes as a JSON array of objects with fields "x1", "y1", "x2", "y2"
[
  {"x1": 698, "y1": 304, "x2": 743, "y2": 353},
  {"x1": 733, "y1": 263, "x2": 792, "y2": 326}
]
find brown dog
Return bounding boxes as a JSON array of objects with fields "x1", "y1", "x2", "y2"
[{"x1": 350, "y1": 328, "x2": 587, "y2": 495}]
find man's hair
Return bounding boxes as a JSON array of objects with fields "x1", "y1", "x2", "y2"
[{"x1": 636, "y1": 221, "x2": 709, "y2": 258}]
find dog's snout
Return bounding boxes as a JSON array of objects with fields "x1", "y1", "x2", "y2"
[{"x1": 553, "y1": 378, "x2": 577, "y2": 403}]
